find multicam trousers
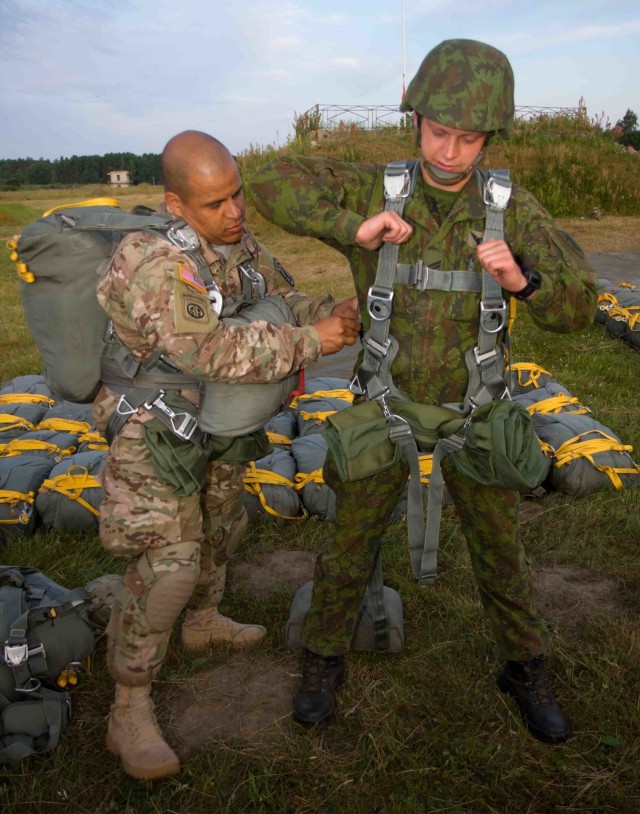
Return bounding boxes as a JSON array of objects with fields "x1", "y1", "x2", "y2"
[
  {"x1": 302, "y1": 451, "x2": 549, "y2": 662},
  {"x1": 99, "y1": 413, "x2": 247, "y2": 683}
]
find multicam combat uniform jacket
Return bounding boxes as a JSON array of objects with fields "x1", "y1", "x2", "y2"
[
  {"x1": 249, "y1": 156, "x2": 599, "y2": 661},
  {"x1": 94, "y1": 225, "x2": 335, "y2": 429},
  {"x1": 250, "y1": 155, "x2": 598, "y2": 405}
]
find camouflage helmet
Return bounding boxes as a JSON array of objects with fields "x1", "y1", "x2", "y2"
[{"x1": 400, "y1": 39, "x2": 515, "y2": 138}]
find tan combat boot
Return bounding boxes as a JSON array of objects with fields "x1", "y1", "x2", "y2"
[
  {"x1": 181, "y1": 607, "x2": 267, "y2": 651},
  {"x1": 106, "y1": 684, "x2": 180, "y2": 780}
]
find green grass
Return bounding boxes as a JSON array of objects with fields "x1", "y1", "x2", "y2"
[{"x1": 1, "y1": 178, "x2": 640, "y2": 812}]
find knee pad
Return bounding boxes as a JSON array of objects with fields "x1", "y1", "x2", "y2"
[{"x1": 138, "y1": 541, "x2": 201, "y2": 631}]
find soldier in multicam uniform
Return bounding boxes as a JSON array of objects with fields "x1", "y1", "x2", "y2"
[
  {"x1": 92, "y1": 130, "x2": 361, "y2": 780},
  {"x1": 250, "y1": 40, "x2": 598, "y2": 743}
]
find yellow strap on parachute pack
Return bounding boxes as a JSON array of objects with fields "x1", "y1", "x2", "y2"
[
  {"x1": 0, "y1": 415, "x2": 36, "y2": 434},
  {"x1": 525, "y1": 395, "x2": 590, "y2": 416},
  {"x1": 41, "y1": 198, "x2": 120, "y2": 217},
  {"x1": 0, "y1": 490, "x2": 35, "y2": 525},
  {"x1": 509, "y1": 362, "x2": 553, "y2": 389},
  {"x1": 289, "y1": 389, "x2": 354, "y2": 409},
  {"x1": 294, "y1": 469, "x2": 324, "y2": 488},
  {"x1": 551, "y1": 430, "x2": 640, "y2": 490},
  {"x1": 0, "y1": 439, "x2": 76, "y2": 459},
  {"x1": 266, "y1": 431, "x2": 292, "y2": 447},
  {"x1": 0, "y1": 394, "x2": 55, "y2": 406},
  {"x1": 39, "y1": 466, "x2": 102, "y2": 517},
  {"x1": 8, "y1": 198, "x2": 120, "y2": 283},
  {"x1": 37, "y1": 418, "x2": 91, "y2": 434},
  {"x1": 77, "y1": 431, "x2": 108, "y2": 450},
  {"x1": 243, "y1": 461, "x2": 308, "y2": 521}
]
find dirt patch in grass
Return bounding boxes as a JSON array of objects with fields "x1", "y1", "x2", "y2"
[
  {"x1": 230, "y1": 549, "x2": 316, "y2": 595},
  {"x1": 532, "y1": 565, "x2": 618, "y2": 625},
  {"x1": 166, "y1": 652, "x2": 299, "y2": 756}
]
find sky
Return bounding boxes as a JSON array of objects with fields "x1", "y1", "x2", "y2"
[{"x1": 0, "y1": 0, "x2": 638, "y2": 161}]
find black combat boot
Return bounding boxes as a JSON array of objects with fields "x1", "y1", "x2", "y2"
[
  {"x1": 497, "y1": 654, "x2": 570, "y2": 744},
  {"x1": 293, "y1": 649, "x2": 345, "y2": 726}
]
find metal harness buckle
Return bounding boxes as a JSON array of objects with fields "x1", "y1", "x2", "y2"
[
  {"x1": 479, "y1": 300, "x2": 507, "y2": 334},
  {"x1": 367, "y1": 286, "x2": 394, "y2": 321},
  {"x1": 4, "y1": 642, "x2": 28, "y2": 668},
  {"x1": 3, "y1": 641, "x2": 45, "y2": 669},
  {"x1": 483, "y1": 175, "x2": 511, "y2": 213},
  {"x1": 384, "y1": 164, "x2": 412, "y2": 202},
  {"x1": 143, "y1": 391, "x2": 198, "y2": 441},
  {"x1": 116, "y1": 395, "x2": 137, "y2": 416},
  {"x1": 239, "y1": 261, "x2": 267, "y2": 299},
  {"x1": 166, "y1": 223, "x2": 201, "y2": 252}
]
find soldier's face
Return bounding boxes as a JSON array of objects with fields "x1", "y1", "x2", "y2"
[
  {"x1": 166, "y1": 160, "x2": 246, "y2": 245},
  {"x1": 416, "y1": 115, "x2": 486, "y2": 190}
]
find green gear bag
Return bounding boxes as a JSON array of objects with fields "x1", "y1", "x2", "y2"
[
  {"x1": 0, "y1": 566, "x2": 96, "y2": 764},
  {"x1": 143, "y1": 392, "x2": 271, "y2": 496},
  {"x1": 449, "y1": 399, "x2": 550, "y2": 491},
  {"x1": 1, "y1": 689, "x2": 72, "y2": 764},
  {"x1": 324, "y1": 396, "x2": 549, "y2": 492},
  {"x1": 323, "y1": 398, "x2": 464, "y2": 482}
]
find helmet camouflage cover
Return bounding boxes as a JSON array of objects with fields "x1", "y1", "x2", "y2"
[{"x1": 400, "y1": 39, "x2": 515, "y2": 138}]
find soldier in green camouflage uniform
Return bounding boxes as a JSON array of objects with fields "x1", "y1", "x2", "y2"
[
  {"x1": 93, "y1": 130, "x2": 361, "y2": 780},
  {"x1": 250, "y1": 40, "x2": 598, "y2": 743}
]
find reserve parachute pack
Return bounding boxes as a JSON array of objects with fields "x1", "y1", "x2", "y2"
[{"x1": 0, "y1": 566, "x2": 96, "y2": 763}]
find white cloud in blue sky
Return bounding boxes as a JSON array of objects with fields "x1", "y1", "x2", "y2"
[{"x1": 0, "y1": 0, "x2": 638, "y2": 159}]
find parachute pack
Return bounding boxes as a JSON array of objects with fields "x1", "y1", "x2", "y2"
[
  {"x1": 8, "y1": 199, "x2": 178, "y2": 403},
  {"x1": 595, "y1": 278, "x2": 640, "y2": 350},
  {"x1": 0, "y1": 566, "x2": 96, "y2": 764}
]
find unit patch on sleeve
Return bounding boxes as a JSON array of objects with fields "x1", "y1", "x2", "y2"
[
  {"x1": 178, "y1": 264, "x2": 207, "y2": 294},
  {"x1": 273, "y1": 257, "x2": 295, "y2": 287},
  {"x1": 174, "y1": 287, "x2": 217, "y2": 333}
]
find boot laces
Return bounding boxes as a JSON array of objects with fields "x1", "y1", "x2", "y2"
[
  {"x1": 522, "y1": 667, "x2": 555, "y2": 707},
  {"x1": 301, "y1": 651, "x2": 339, "y2": 693}
]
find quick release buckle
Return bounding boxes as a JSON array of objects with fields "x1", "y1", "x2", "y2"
[
  {"x1": 384, "y1": 163, "x2": 412, "y2": 202},
  {"x1": 367, "y1": 286, "x2": 394, "y2": 322},
  {"x1": 166, "y1": 223, "x2": 201, "y2": 252},
  {"x1": 479, "y1": 300, "x2": 507, "y2": 334},
  {"x1": 483, "y1": 176, "x2": 511, "y2": 213},
  {"x1": 143, "y1": 391, "x2": 197, "y2": 441},
  {"x1": 3, "y1": 641, "x2": 44, "y2": 669},
  {"x1": 239, "y1": 261, "x2": 266, "y2": 299},
  {"x1": 4, "y1": 642, "x2": 29, "y2": 668}
]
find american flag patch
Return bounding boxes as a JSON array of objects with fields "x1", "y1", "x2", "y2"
[{"x1": 178, "y1": 265, "x2": 207, "y2": 293}]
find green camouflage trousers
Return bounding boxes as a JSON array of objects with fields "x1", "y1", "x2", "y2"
[
  {"x1": 302, "y1": 451, "x2": 549, "y2": 662},
  {"x1": 99, "y1": 412, "x2": 247, "y2": 684}
]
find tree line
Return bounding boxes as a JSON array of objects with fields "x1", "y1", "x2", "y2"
[{"x1": 0, "y1": 152, "x2": 162, "y2": 189}]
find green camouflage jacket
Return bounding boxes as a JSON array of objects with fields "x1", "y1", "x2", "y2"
[
  {"x1": 93, "y1": 225, "x2": 334, "y2": 430},
  {"x1": 250, "y1": 155, "x2": 598, "y2": 405}
]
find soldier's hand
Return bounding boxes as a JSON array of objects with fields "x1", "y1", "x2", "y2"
[
  {"x1": 476, "y1": 239, "x2": 529, "y2": 293},
  {"x1": 331, "y1": 295, "x2": 360, "y2": 321},
  {"x1": 313, "y1": 316, "x2": 361, "y2": 356},
  {"x1": 355, "y1": 212, "x2": 413, "y2": 250}
]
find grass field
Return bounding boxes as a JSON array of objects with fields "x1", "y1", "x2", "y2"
[{"x1": 1, "y1": 186, "x2": 639, "y2": 814}]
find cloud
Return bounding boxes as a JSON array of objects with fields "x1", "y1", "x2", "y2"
[{"x1": 332, "y1": 57, "x2": 362, "y2": 69}]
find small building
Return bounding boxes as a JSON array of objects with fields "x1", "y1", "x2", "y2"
[{"x1": 107, "y1": 169, "x2": 131, "y2": 187}]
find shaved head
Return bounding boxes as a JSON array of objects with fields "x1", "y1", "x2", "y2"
[
  {"x1": 161, "y1": 130, "x2": 235, "y2": 201},
  {"x1": 161, "y1": 130, "x2": 246, "y2": 245}
]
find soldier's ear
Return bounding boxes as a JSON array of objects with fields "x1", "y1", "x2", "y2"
[{"x1": 165, "y1": 191, "x2": 183, "y2": 217}]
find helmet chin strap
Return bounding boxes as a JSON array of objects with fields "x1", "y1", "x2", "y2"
[{"x1": 423, "y1": 149, "x2": 485, "y2": 186}]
